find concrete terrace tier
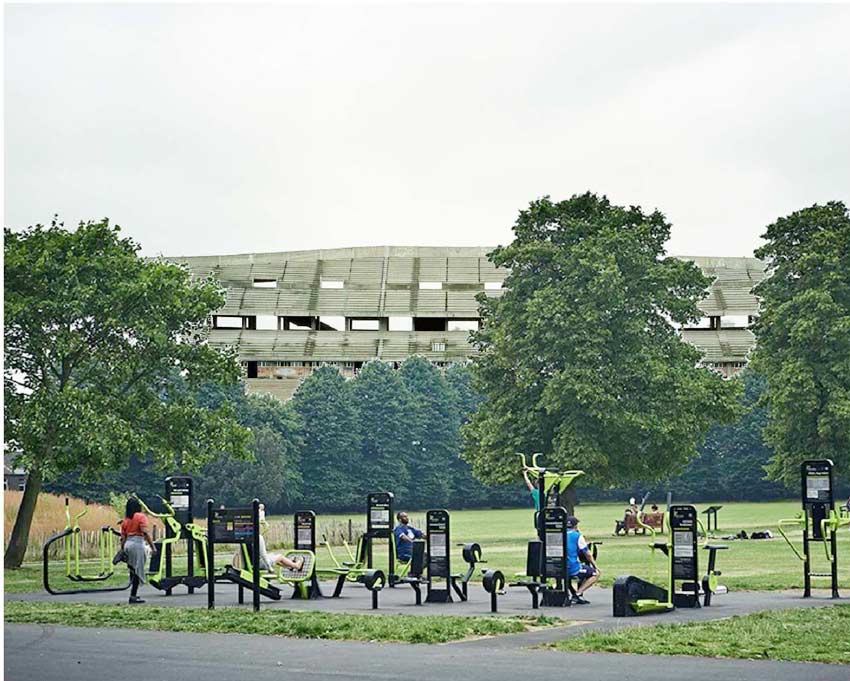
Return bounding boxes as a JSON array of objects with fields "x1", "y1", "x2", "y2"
[{"x1": 161, "y1": 247, "x2": 766, "y2": 399}]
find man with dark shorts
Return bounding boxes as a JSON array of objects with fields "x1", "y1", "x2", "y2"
[{"x1": 566, "y1": 516, "x2": 600, "y2": 604}]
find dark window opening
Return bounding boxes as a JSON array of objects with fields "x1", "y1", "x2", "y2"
[
  {"x1": 281, "y1": 316, "x2": 318, "y2": 331},
  {"x1": 413, "y1": 317, "x2": 448, "y2": 332},
  {"x1": 246, "y1": 361, "x2": 258, "y2": 378}
]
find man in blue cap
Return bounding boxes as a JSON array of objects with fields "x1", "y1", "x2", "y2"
[{"x1": 566, "y1": 515, "x2": 600, "y2": 604}]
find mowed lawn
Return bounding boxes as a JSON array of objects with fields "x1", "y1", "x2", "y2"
[
  {"x1": 310, "y1": 501, "x2": 850, "y2": 591},
  {"x1": 6, "y1": 501, "x2": 849, "y2": 593}
]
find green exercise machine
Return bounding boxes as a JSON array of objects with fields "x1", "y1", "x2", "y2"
[
  {"x1": 43, "y1": 497, "x2": 130, "y2": 596},
  {"x1": 778, "y1": 459, "x2": 849, "y2": 599},
  {"x1": 613, "y1": 504, "x2": 727, "y2": 616},
  {"x1": 136, "y1": 477, "x2": 207, "y2": 594},
  {"x1": 510, "y1": 453, "x2": 588, "y2": 608}
]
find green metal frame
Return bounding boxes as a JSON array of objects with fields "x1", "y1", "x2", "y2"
[
  {"x1": 779, "y1": 509, "x2": 850, "y2": 564},
  {"x1": 275, "y1": 549, "x2": 317, "y2": 599},
  {"x1": 630, "y1": 512, "x2": 675, "y2": 613},
  {"x1": 135, "y1": 495, "x2": 183, "y2": 587},
  {"x1": 62, "y1": 500, "x2": 118, "y2": 582}
]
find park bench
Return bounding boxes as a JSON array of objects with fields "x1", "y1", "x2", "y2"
[{"x1": 640, "y1": 511, "x2": 665, "y2": 534}]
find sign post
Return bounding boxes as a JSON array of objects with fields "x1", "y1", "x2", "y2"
[
  {"x1": 165, "y1": 476, "x2": 193, "y2": 594},
  {"x1": 367, "y1": 492, "x2": 394, "y2": 580},
  {"x1": 206, "y1": 499, "x2": 261, "y2": 612},
  {"x1": 426, "y1": 509, "x2": 451, "y2": 602}
]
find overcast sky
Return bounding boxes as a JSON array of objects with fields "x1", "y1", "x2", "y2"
[{"x1": 5, "y1": 3, "x2": 849, "y2": 259}]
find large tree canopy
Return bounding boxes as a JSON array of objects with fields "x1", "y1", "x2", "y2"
[
  {"x1": 463, "y1": 193, "x2": 741, "y2": 489},
  {"x1": 291, "y1": 365, "x2": 362, "y2": 511},
  {"x1": 750, "y1": 201, "x2": 850, "y2": 486},
  {"x1": 399, "y1": 356, "x2": 459, "y2": 509},
  {"x1": 4, "y1": 218, "x2": 252, "y2": 566}
]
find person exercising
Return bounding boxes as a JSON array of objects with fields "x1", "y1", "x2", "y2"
[
  {"x1": 393, "y1": 511, "x2": 425, "y2": 563},
  {"x1": 522, "y1": 467, "x2": 542, "y2": 512},
  {"x1": 120, "y1": 497, "x2": 157, "y2": 604},
  {"x1": 566, "y1": 516, "x2": 600, "y2": 605},
  {"x1": 257, "y1": 503, "x2": 304, "y2": 572}
]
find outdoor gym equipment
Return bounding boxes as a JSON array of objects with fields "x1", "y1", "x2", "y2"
[
  {"x1": 612, "y1": 504, "x2": 728, "y2": 617},
  {"x1": 366, "y1": 492, "x2": 398, "y2": 582},
  {"x1": 287, "y1": 510, "x2": 324, "y2": 599},
  {"x1": 778, "y1": 459, "x2": 849, "y2": 599},
  {"x1": 207, "y1": 498, "x2": 276, "y2": 611},
  {"x1": 518, "y1": 453, "x2": 585, "y2": 525},
  {"x1": 321, "y1": 531, "x2": 370, "y2": 593},
  {"x1": 43, "y1": 498, "x2": 131, "y2": 596},
  {"x1": 510, "y1": 453, "x2": 587, "y2": 608},
  {"x1": 424, "y1": 509, "x2": 484, "y2": 602},
  {"x1": 482, "y1": 569, "x2": 506, "y2": 613},
  {"x1": 510, "y1": 506, "x2": 573, "y2": 608},
  {"x1": 136, "y1": 486, "x2": 205, "y2": 594}
]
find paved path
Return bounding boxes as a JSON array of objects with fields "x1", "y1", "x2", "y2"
[
  {"x1": 8, "y1": 579, "x2": 842, "y2": 638},
  {"x1": 6, "y1": 623, "x2": 848, "y2": 681}
]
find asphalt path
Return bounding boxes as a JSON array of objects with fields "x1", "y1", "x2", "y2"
[{"x1": 6, "y1": 623, "x2": 849, "y2": 681}]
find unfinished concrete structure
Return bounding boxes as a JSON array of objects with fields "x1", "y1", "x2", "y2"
[{"x1": 170, "y1": 247, "x2": 765, "y2": 400}]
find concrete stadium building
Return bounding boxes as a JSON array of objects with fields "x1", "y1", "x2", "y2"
[{"x1": 172, "y1": 247, "x2": 766, "y2": 401}]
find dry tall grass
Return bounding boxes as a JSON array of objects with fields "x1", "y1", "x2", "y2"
[{"x1": 4, "y1": 492, "x2": 163, "y2": 562}]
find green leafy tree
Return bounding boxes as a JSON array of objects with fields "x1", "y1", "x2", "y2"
[
  {"x1": 399, "y1": 356, "x2": 458, "y2": 508},
  {"x1": 45, "y1": 454, "x2": 163, "y2": 506},
  {"x1": 445, "y1": 363, "x2": 501, "y2": 507},
  {"x1": 666, "y1": 371, "x2": 786, "y2": 501},
  {"x1": 350, "y1": 360, "x2": 415, "y2": 501},
  {"x1": 463, "y1": 194, "x2": 741, "y2": 509},
  {"x1": 3, "y1": 218, "x2": 252, "y2": 567},
  {"x1": 751, "y1": 201, "x2": 850, "y2": 485},
  {"x1": 291, "y1": 365, "x2": 362, "y2": 511},
  {"x1": 193, "y1": 387, "x2": 303, "y2": 512}
]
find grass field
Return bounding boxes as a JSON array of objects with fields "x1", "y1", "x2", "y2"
[
  {"x1": 6, "y1": 500, "x2": 849, "y2": 594},
  {"x1": 3, "y1": 601, "x2": 558, "y2": 643},
  {"x1": 309, "y1": 500, "x2": 850, "y2": 591},
  {"x1": 551, "y1": 605, "x2": 850, "y2": 664}
]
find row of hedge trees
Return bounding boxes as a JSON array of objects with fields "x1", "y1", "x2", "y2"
[{"x1": 47, "y1": 361, "x2": 805, "y2": 514}]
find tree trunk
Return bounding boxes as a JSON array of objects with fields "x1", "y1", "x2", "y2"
[
  {"x1": 563, "y1": 485, "x2": 578, "y2": 517},
  {"x1": 4, "y1": 468, "x2": 43, "y2": 568}
]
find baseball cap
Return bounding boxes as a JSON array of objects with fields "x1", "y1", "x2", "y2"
[{"x1": 566, "y1": 516, "x2": 579, "y2": 528}]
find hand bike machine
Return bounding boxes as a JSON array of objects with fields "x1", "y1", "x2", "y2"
[{"x1": 778, "y1": 459, "x2": 849, "y2": 599}]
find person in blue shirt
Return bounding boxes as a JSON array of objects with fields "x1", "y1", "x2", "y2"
[
  {"x1": 393, "y1": 512, "x2": 425, "y2": 562},
  {"x1": 522, "y1": 467, "x2": 542, "y2": 512},
  {"x1": 566, "y1": 516, "x2": 600, "y2": 604}
]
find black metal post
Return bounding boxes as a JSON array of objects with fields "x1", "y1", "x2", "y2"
[
  {"x1": 165, "y1": 503, "x2": 173, "y2": 596},
  {"x1": 831, "y1": 529, "x2": 839, "y2": 599},
  {"x1": 207, "y1": 499, "x2": 215, "y2": 610},
  {"x1": 252, "y1": 499, "x2": 260, "y2": 612},
  {"x1": 803, "y1": 519, "x2": 811, "y2": 598}
]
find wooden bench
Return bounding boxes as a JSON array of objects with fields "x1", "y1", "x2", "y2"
[{"x1": 640, "y1": 512, "x2": 665, "y2": 534}]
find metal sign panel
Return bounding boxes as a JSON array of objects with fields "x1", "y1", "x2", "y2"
[
  {"x1": 427, "y1": 510, "x2": 450, "y2": 579},
  {"x1": 294, "y1": 510, "x2": 316, "y2": 551},
  {"x1": 670, "y1": 505, "x2": 698, "y2": 581},
  {"x1": 211, "y1": 507, "x2": 255, "y2": 544},
  {"x1": 542, "y1": 507, "x2": 567, "y2": 579},
  {"x1": 367, "y1": 492, "x2": 394, "y2": 536}
]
